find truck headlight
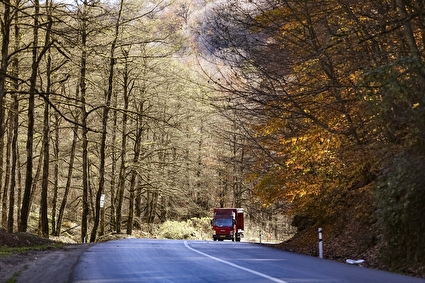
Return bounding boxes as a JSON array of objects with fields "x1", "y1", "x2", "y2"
[
  {"x1": 230, "y1": 231, "x2": 233, "y2": 235},
  {"x1": 213, "y1": 231, "x2": 216, "y2": 235}
]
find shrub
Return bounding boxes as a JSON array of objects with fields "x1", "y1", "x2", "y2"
[
  {"x1": 376, "y1": 152, "x2": 425, "y2": 273},
  {"x1": 158, "y1": 218, "x2": 212, "y2": 240},
  {"x1": 159, "y1": 220, "x2": 196, "y2": 240}
]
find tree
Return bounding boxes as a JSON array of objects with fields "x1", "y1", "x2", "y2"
[
  {"x1": 89, "y1": 0, "x2": 124, "y2": 243},
  {"x1": 197, "y1": 0, "x2": 425, "y2": 269},
  {"x1": 79, "y1": 0, "x2": 90, "y2": 243},
  {"x1": 0, "y1": 0, "x2": 11, "y2": 142},
  {"x1": 196, "y1": 0, "x2": 380, "y2": 208},
  {"x1": 19, "y1": 0, "x2": 41, "y2": 233},
  {"x1": 8, "y1": 0, "x2": 22, "y2": 232},
  {"x1": 0, "y1": 0, "x2": 13, "y2": 230},
  {"x1": 39, "y1": 0, "x2": 55, "y2": 238},
  {"x1": 0, "y1": 0, "x2": 233, "y2": 242},
  {"x1": 114, "y1": 48, "x2": 130, "y2": 234}
]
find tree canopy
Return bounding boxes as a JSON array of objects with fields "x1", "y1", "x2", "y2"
[{"x1": 197, "y1": 0, "x2": 425, "y2": 272}]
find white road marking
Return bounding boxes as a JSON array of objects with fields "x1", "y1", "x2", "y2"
[{"x1": 183, "y1": 241, "x2": 289, "y2": 283}]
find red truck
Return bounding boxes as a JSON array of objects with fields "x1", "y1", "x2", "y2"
[{"x1": 211, "y1": 208, "x2": 244, "y2": 242}]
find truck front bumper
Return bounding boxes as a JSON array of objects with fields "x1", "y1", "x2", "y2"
[{"x1": 213, "y1": 234, "x2": 234, "y2": 240}]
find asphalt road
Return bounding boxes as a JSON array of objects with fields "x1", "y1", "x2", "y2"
[{"x1": 71, "y1": 239, "x2": 425, "y2": 283}]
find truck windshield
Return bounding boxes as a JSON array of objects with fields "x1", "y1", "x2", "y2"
[{"x1": 214, "y1": 218, "x2": 233, "y2": 227}]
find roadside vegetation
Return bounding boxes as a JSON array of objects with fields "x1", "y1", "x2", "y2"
[
  {"x1": 158, "y1": 217, "x2": 212, "y2": 240},
  {"x1": 1, "y1": 0, "x2": 425, "y2": 279}
]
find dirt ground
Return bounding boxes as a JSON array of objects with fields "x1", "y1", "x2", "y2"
[
  {"x1": 0, "y1": 244, "x2": 92, "y2": 283},
  {"x1": 0, "y1": 229, "x2": 92, "y2": 283}
]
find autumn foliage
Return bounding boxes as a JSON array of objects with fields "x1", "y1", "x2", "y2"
[{"x1": 201, "y1": 0, "x2": 425, "y2": 275}]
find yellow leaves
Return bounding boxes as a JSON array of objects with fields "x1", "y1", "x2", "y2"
[
  {"x1": 253, "y1": 8, "x2": 289, "y2": 28},
  {"x1": 262, "y1": 202, "x2": 273, "y2": 209},
  {"x1": 348, "y1": 70, "x2": 362, "y2": 85},
  {"x1": 249, "y1": 127, "x2": 344, "y2": 208},
  {"x1": 293, "y1": 58, "x2": 320, "y2": 74},
  {"x1": 252, "y1": 117, "x2": 285, "y2": 137}
]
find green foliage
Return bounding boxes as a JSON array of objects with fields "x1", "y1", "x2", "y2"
[
  {"x1": 360, "y1": 56, "x2": 425, "y2": 146},
  {"x1": 376, "y1": 152, "x2": 425, "y2": 272},
  {"x1": 158, "y1": 218, "x2": 212, "y2": 240}
]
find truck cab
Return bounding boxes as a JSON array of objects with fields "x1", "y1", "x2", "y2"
[{"x1": 211, "y1": 208, "x2": 244, "y2": 242}]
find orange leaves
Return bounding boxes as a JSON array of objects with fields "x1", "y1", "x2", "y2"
[
  {"x1": 250, "y1": 125, "x2": 341, "y2": 208},
  {"x1": 227, "y1": 0, "x2": 412, "y2": 214}
]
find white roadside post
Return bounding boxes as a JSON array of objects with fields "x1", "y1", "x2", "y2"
[
  {"x1": 100, "y1": 194, "x2": 105, "y2": 236},
  {"x1": 318, "y1": 227, "x2": 323, "y2": 258}
]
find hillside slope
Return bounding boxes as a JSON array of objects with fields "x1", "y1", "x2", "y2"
[{"x1": 275, "y1": 151, "x2": 425, "y2": 279}]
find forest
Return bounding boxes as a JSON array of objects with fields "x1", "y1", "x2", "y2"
[{"x1": 1, "y1": 0, "x2": 425, "y2": 276}]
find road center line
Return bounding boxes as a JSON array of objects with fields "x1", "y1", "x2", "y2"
[{"x1": 183, "y1": 241, "x2": 288, "y2": 283}]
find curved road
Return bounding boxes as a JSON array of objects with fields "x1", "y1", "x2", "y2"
[{"x1": 72, "y1": 239, "x2": 425, "y2": 283}]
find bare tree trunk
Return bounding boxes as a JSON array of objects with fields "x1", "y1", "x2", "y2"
[
  {"x1": 135, "y1": 185, "x2": 142, "y2": 220},
  {"x1": 9, "y1": 0, "x2": 21, "y2": 233},
  {"x1": 51, "y1": 117, "x2": 60, "y2": 234},
  {"x1": 56, "y1": 86, "x2": 78, "y2": 236},
  {"x1": 90, "y1": 0, "x2": 124, "y2": 242},
  {"x1": 40, "y1": 65, "x2": 50, "y2": 237},
  {"x1": 0, "y1": 0, "x2": 11, "y2": 138},
  {"x1": 0, "y1": 135, "x2": 4, "y2": 225},
  {"x1": 110, "y1": 94, "x2": 118, "y2": 232},
  {"x1": 2, "y1": 103, "x2": 12, "y2": 228},
  {"x1": 29, "y1": 146, "x2": 42, "y2": 211},
  {"x1": 51, "y1": 112, "x2": 60, "y2": 235},
  {"x1": 40, "y1": 0, "x2": 54, "y2": 238},
  {"x1": 127, "y1": 84, "x2": 141, "y2": 235},
  {"x1": 19, "y1": 0, "x2": 40, "y2": 232},
  {"x1": 116, "y1": 55, "x2": 130, "y2": 234},
  {"x1": 126, "y1": 174, "x2": 136, "y2": 234},
  {"x1": 8, "y1": 93, "x2": 18, "y2": 232},
  {"x1": 80, "y1": 0, "x2": 89, "y2": 243},
  {"x1": 81, "y1": 85, "x2": 89, "y2": 242},
  {"x1": 135, "y1": 102, "x2": 146, "y2": 221},
  {"x1": 145, "y1": 191, "x2": 158, "y2": 224},
  {"x1": 115, "y1": 148, "x2": 126, "y2": 234},
  {"x1": 16, "y1": 146, "x2": 22, "y2": 226},
  {"x1": 231, "y1": 121, "x2": 244, "y2": 208},
  {"x1": 0, "y1": 0, "x2": 11, "y2": 228}
]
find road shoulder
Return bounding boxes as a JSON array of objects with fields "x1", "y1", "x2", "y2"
[{"x1": 0, "y1": 244, "x2": 93, "y2": 283}]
